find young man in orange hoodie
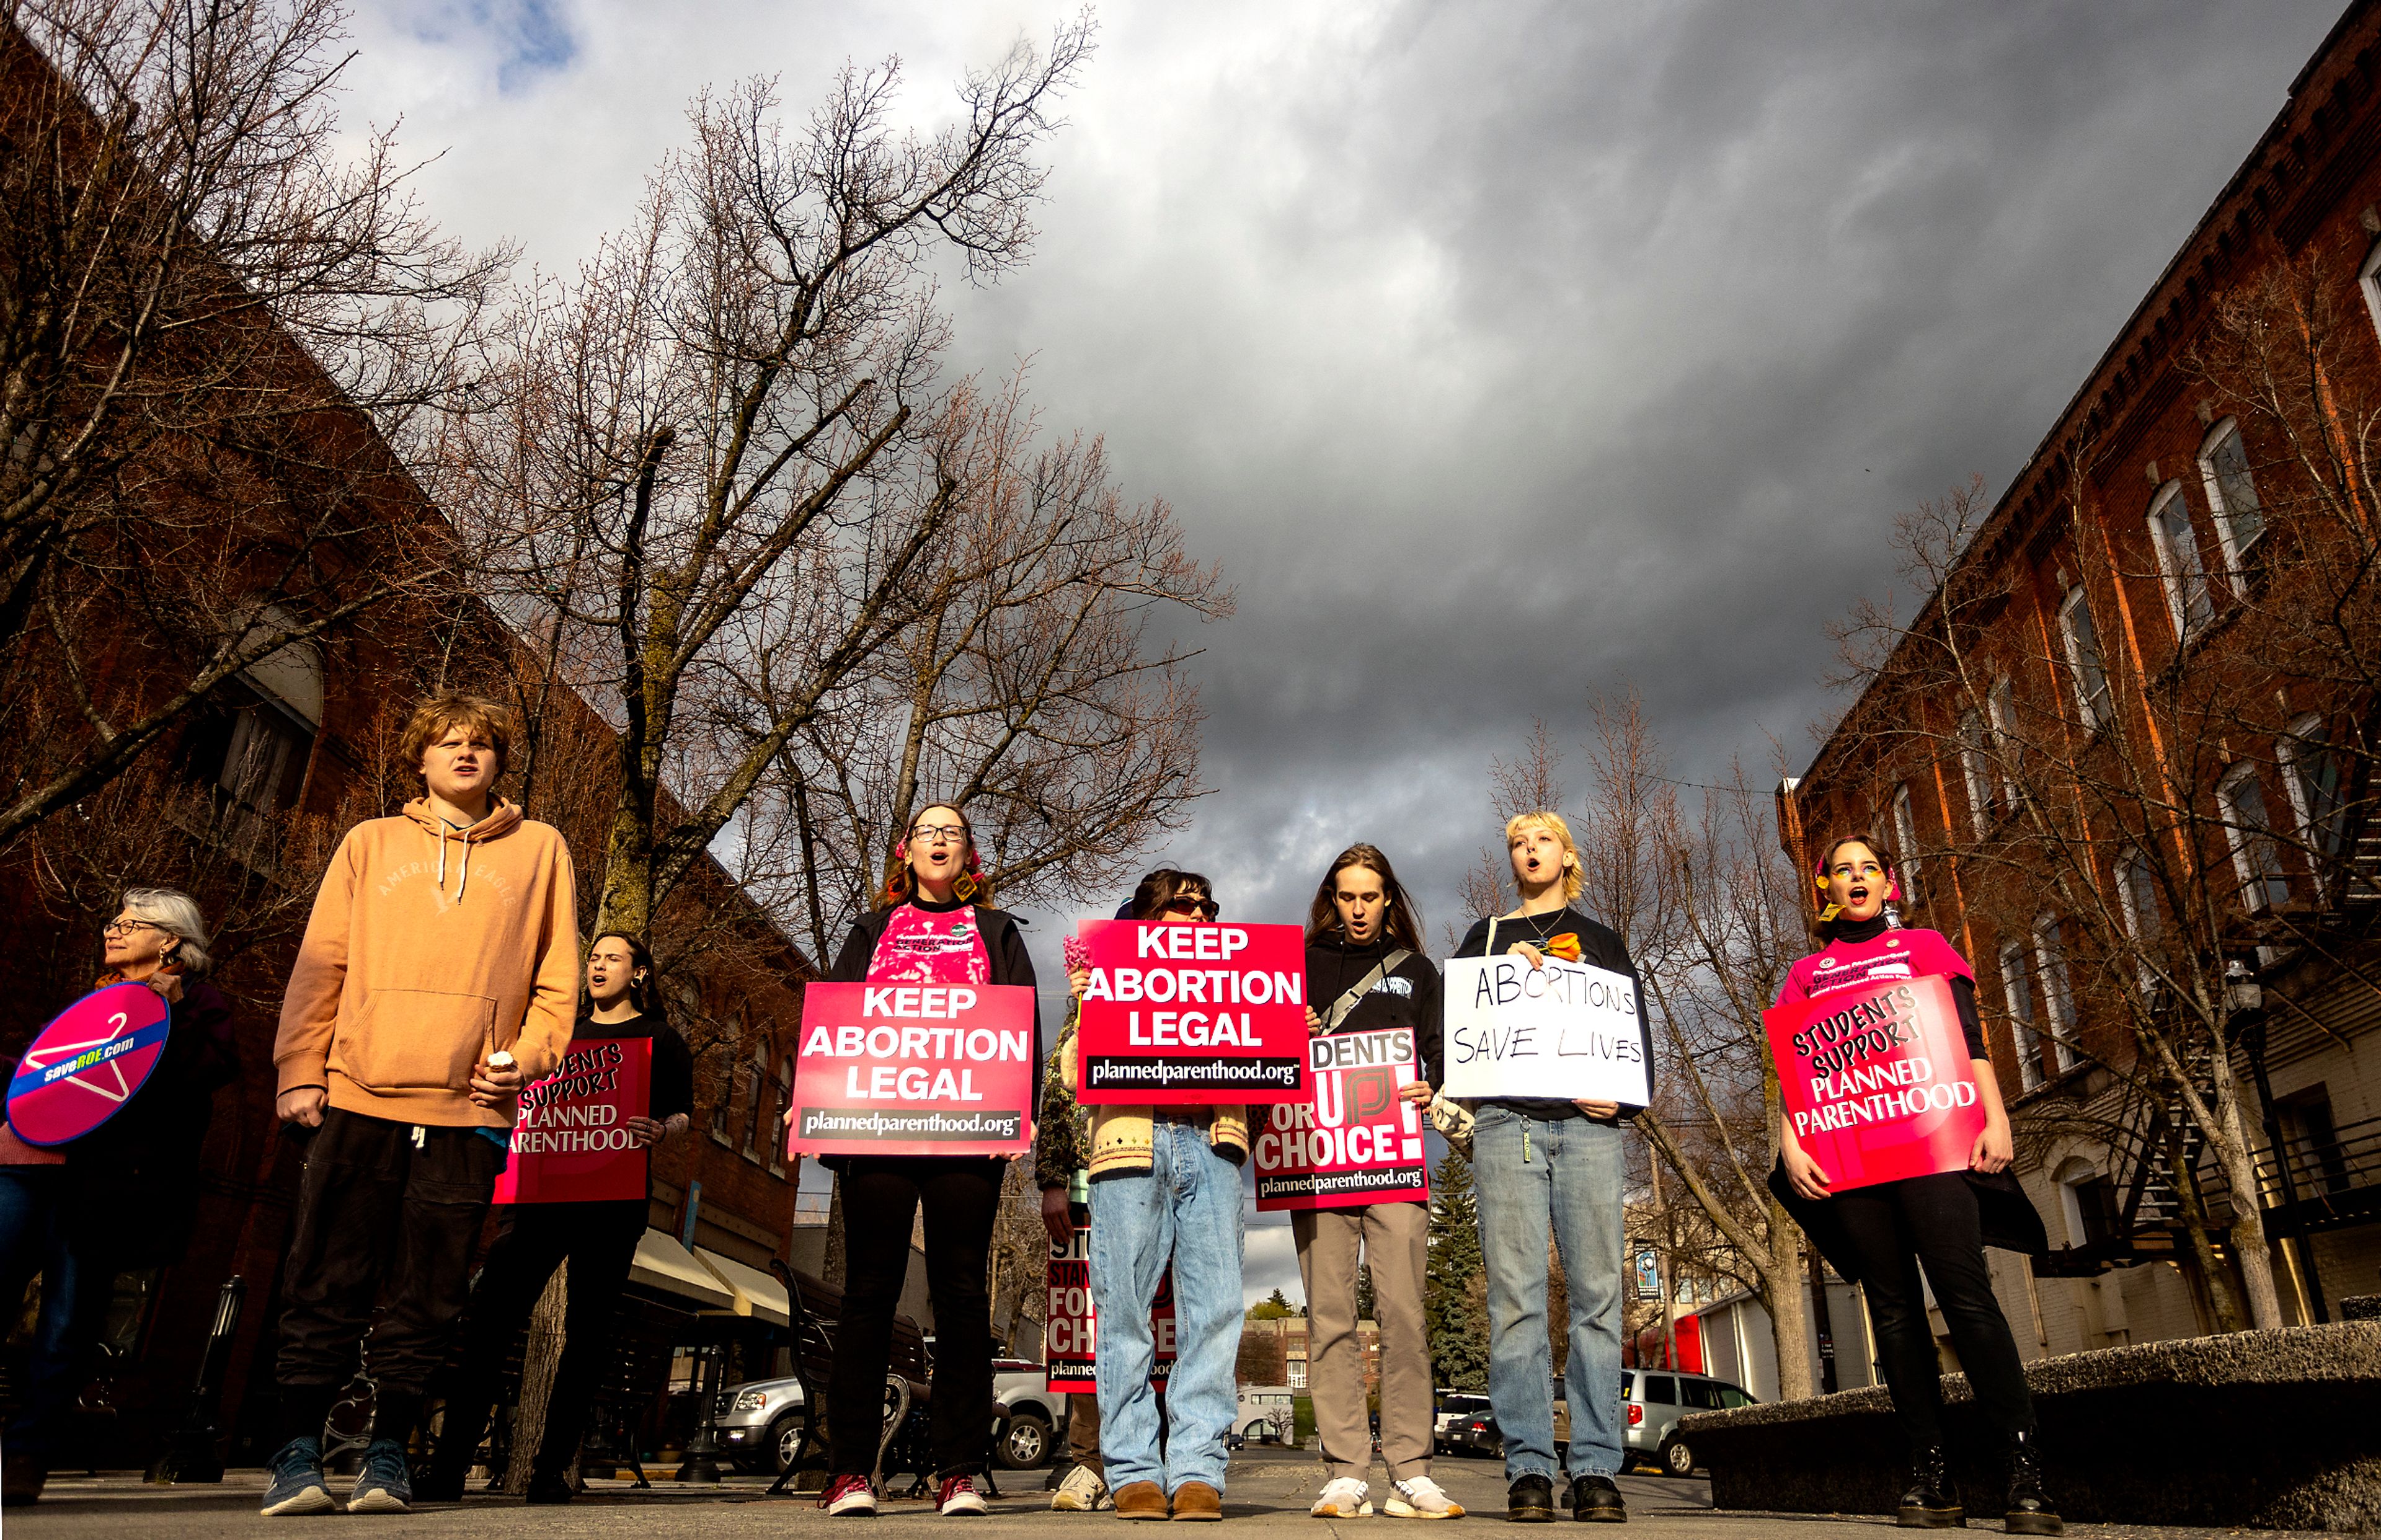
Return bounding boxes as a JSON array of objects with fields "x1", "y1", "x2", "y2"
[{"x1": 260, "y1": 695, "x2": 579, "y2": 1516}]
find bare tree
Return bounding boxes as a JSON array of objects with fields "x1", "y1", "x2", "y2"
[{"x1": 0, "y1": 0, "x2": 506, "y2": 850}]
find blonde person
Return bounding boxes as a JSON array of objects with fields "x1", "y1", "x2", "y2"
[
  {"x1": 1450, "y1": 812, "x2": 1651, "y2": 1526},
  {"x1": 1298, "y1": 845, "x2": 1462, "y2": 1521}
]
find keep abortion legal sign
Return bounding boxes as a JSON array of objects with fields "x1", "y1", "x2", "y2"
[
  {"x1": 1073, "y1": 921, "x2": 1310, "y2": 1105},
  {"x1": 790, "y1": 982, "x2": 1035, "y2": 1157},
  {"x1": 1252, "y1": 1027, "x2": 1431, "y2": 1211},
  {"x1": 1763, "y1": 974, "x2": 1984, "y2": 1192},
  {"x1": 492, "y1": 1036, "x2": 652, "y2": 1204},
  {"x1": 1442, "y1": 955, "x2": 1651, "y2": 1106}
]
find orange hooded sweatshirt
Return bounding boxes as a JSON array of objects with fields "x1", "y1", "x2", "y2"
[{"x1": 274, "y1": 798, "x2": 580, "y2": 1128}]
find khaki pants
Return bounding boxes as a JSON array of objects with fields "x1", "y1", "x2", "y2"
[
  {"x1": 1068, "y1": 1391, "x2": 1101, "y2": 1473},
  {"x1": 1292, "y1": 1200, "x2": 1432, "y2": 1482}
]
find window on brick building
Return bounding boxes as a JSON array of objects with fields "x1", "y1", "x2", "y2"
[
  {"x1": 2281, "y1": 713, "x2": 2346, "y2": 895},
  {"x1": 1987, "y1": 675, "x2": 2019, "y2": 807},
  {"x1": 742, "y1": 1047, "x2": 770, "y2": 1160},
  {"x1": 2113, "y1": 847, "x2": 2161, "y2": 993},
  {"x1": 1998, "y1": 940, "x2": 2042, "y2": 1092},
  {"x1": 2198, "y1": 418, "x2": 2265, "y2": 570},
  {"x1": 2147, "y1": 481, "x2": 2215, "y2": 640},
  {"x1": 769, "y1": 1058, "x2": 792, "y2": 1175},
  {"x1": 1891, "y1": 783, "x2": 1923, "y2": 904},
  {"x1": 2058, "y1": 585, "x2": 2113, "y2": 732},
  {"x1": 1957, "y1": 710, "x2": 1993, "y2": 838},
  {"x1": 2361, "y1": 238, "x2": 2381, "y2": 343},
  {"x1": 2217, "y1": 761, "x2": 2290, "y2": 913},
  {"x1": 2032, "y1": 916, "x2": 2077, "y2": 1074}
]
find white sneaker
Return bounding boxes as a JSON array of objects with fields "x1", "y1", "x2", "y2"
[
  {"x1": 1052, "y1": 1464, "x2": 1110, "y2": 1511},
  {"x1": 1385, "y1": 1476, "x2": 1465, "y2": 1520},
  {"x1": 1311, "y1": 1477, "x2": 1372, "y2": 1518}
]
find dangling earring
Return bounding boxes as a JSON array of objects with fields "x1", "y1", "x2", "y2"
[{"x1": 954, "y1": 871, "x2": 980, "y2": 902}]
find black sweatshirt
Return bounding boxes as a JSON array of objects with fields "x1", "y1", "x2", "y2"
[
  {"x1": 1305, "y1": 933, "x2": 1445, "y2": 1089},
  {"x1": 1452, "y1": 906, "x2": 1655, "y2": 1123}
]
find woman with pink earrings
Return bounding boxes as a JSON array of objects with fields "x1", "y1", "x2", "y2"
[{"x1": 1771, "y1": 833, "x2": 2059, "y2": 1538}]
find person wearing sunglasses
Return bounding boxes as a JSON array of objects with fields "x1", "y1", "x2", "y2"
[
  {"x1": 1050, "y1": 869, "x2": 1246, "y2": 1523},
  {"x1": 810, "y1": 803, "x2": 1039, "y2": 1518}
]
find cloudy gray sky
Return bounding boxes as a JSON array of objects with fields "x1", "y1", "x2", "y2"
[{"x1": 342, "y1": 0, "x2": 2349, "y2": 1303}]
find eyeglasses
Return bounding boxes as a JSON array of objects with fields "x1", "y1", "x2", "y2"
[
  {"x1": 1165, "y1": 896, "x2": 1219, "y2": 918},
  {"x1": 910, "y1": 823, "x2": 968, "y2": 845},
  {"x1": 103, "y1": 919, "x2": 164, "y2": 939}
]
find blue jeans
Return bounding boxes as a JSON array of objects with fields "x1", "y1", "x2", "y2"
[
  {"x1": 1088, "y1": 1122, "x2": 1245, "y2": 1495},
  {"x1": 0, "y1": 1166, "x2": 112, "y2": 1460},
  {"x1": 1471, "y1": 1105, "x2": 1626, "y2": 1484}
]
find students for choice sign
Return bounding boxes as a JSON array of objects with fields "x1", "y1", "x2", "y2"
[
  {"x1": 1044, "y1": 1225, "x2": 1174, "y2": 1395},
  {"x1": 1252, "y1": 1028, "x2": 1430, "y2": 1211},
  {"x1": 789, "y1": 982, "x2": 1034, "y2": 1157},
  {"x1": 1441, "y1": 955, "x2": 1651, "y2": 1106},
  {"x1": 492, "y1": 1037, "x2": 652, "y2": 1204},
  {"x1": 1763, "y1": 975, "x2": 1984, "y2": 1192},
  {"x1": 1073, "y1": 921, "x2": 1310, "y2": 1105}
]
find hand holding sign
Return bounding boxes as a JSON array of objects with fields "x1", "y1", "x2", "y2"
[
  {"x1": 7, "y1": 983, "x2": 174, "y2": 1146},
  {"x1": 1074, "y1": 921, "x2": 1310, "y2": 1104},
  {"x1": 1442, "y1": 955, "x2": 1649, "y2": 1107},
  {"x1": 1763, "y1": 975, "x2": 1984, "y2": 1193}
]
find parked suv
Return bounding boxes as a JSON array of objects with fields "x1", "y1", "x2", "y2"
[
  {"x1": 991, "y1": 1358, "x2": 1071, "y2": 1469},
  {"x1": 714, "y1": 1374, "x2": 809, "y2": 1474},
  {"x1": 1621, "y1": 1370, "x2": 1755, "y2": 1476}
]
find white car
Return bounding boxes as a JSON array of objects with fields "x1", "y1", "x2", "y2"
[{"x1": 993, "y1": 1357, "x2": 1071, "y2": 1469}]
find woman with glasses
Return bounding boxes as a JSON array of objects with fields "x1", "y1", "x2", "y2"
[
  {"x1": 1, "y1": 889, "x2": 239, "y2": 1506},
  {"x1": 812, "y1": 804, "x2": 1039, "y2": 1518}
]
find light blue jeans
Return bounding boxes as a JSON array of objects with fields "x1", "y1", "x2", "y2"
[
  {"x1": 1472, "y1": 1104, "x2": 1626, "y2": 1484},
  {"x1": 1088, "y1": 1120, "x2": 1246, "y2": 1495}
]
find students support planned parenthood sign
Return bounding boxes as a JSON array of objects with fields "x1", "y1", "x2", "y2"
[
  {"x1": 1252, "y1": 1028, "x2": 1430, "y2": 1211},
  {"x1": 1763, "y1": 975, "x2": 1984, "y2": 1192},
  {"x1": 1441, "y1": 955, "x2": 1651, "y2": 1106},
  {"x1": 1074, "y1": 921, "x2": 1310, "y2": 1105},
  {"x1": 492, "y1": 1037, "x2": 652, "y2": 1204},
  {"x1": 790, "y1": 983, "x2": 1035, "y2": 1157}
]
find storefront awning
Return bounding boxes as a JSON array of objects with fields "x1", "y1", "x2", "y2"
[
  {"x1": 628, "y1": 1229, "x2": 735, "y2": 1311},
  {"x1": 694, "y1": 1246, "x2": 793, "y2": 1326}
]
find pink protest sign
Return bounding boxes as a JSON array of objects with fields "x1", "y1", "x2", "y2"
[
  {"x1": 1763, "y1": 974, "x2": 1985, "y2": 1193},
  {"x1": 1074, "y1": 921, "x2": 1310, "y2": 1105},
  {"x1": 1044, "y1": 1226, "x2": 1176, "y2": 1395},
  {"x1": 6, "y1": 983, "x2": 173, "y2": 1147},
  {"x1": 789, "y1": 983, "x2": 1034, "y2": 1157},
  {"x1": 493, "y1": 1037, "x2": 653, "y2": 1204},
  {"x1": 1253, "y1": 1027, "x2": 1432, "y2": 1211}
]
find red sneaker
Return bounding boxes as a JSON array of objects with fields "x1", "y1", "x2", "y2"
[
  {"x1": 937, "y1": 1474, "x2": 989, "y2": 1516},
  {"x1": 821, "y1": 1474, "x2": 877, "y2": 1515}
]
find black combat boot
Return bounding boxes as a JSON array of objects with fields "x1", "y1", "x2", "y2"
[
  {"x1": 1507, "y1": 1473, "x2": 1556, "y2": 1523},
  {"x1": 2003, "y1": 1430, "x2": 2062, "y2": 1536},
  {"x1": 1896, "y1": 1441, "x2": 1964, "y2": 1529}
]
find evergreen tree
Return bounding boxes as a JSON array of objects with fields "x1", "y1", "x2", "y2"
[
  {"x1": 1425, "y1": 1151, "x2": 1490, "y2": 1389},
  {"x1": 1355, "y1": 1262, "x2": 1376, "y2": 1325}
]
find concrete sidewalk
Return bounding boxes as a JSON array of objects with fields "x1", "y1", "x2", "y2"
[{"x1": 2, "y1": 1449, "x2": 2345, "y2": 1539}]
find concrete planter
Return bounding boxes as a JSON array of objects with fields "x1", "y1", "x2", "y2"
[{"x1": 1679, "y1": 1321, "x2": 2381, "y2": 1531}]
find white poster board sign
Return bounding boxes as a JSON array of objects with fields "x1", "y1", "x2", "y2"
[{"x1": 1442, "y1": 955, "x2": 1651, "y2": 1105}]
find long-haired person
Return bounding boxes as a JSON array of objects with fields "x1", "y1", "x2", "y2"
[
  {"x1": 423, "y1": 932, "x2": 694, "y2": 1504},
  {"x1": 814, "y1": 804, "x2": 1038, "y2": 1518},
  {"x1": 1451, "y1": 812, "x2": 1651, "y2": 1525},
  {"x1": 1298, "y1": 845, "x2": 1460, "y2": 1521},
  {"x1": 1773, "y1": 835, "x2": 2058, "y2": 1535},
  {"x1": 0, "y1": 889, "x2": 237, "y2": 1506},
  {"x1": 1063, "y1": 869, "x2": 1245, "y2": 1522}
]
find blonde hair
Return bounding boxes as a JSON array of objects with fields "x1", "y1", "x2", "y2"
[
  {"x1": 1505, "y1": 810, "x2": 1584, "y2": 904},
  {"x1": 399, "y1": 694, "x2": 513, "y2": 785}
]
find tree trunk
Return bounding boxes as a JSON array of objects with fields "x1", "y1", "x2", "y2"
[
  {"x1": 1762, "y1": 1205, "x2": 1817, "y2": 1402},
  {"x1": 500, "y1": 1265, "x2": 570, "y2": 1494},
  {"x1": 2166, "y1": 1122, "x2": 2246, "y2": 1332},
  {"x1": 2210, "y1": 1087, "x2": 2286, "y2": 1328}
]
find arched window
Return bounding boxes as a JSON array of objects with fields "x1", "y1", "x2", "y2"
[
  {"x1": 2217, "y1": 761, "x2": 2290, "y2": 913},
  {"x1": 1958, "y1": 710, "x2": 1993, "y2": 838},
  {"x1": 2197, "y1": 417, "x2": 2264, "y2": 568},
  {"x1": 1891, "y1": 782, "x2": 1923, "y2": 904},
  {"x1": 741, "y1": 1045, "x2": 770, "y2": 1159},
  {"x1": 2113, "y1": 847, "x2": 2160, "y2": 993},
  {"x1": 2279, "y1": 713, "x2": 2346, "y2": 893},
  {"x1": 2059, "y1": 584, "x2": 2113, "y2": 731},
  {"x1": 1998, "y1": 940, "x2": 2042, "y2": 1092},
  {"x1": 2360, "y1": 237, "x2": 2381, "y2": 342},
  {"x1": 2147, "y1": 481, "x2": 2215, "y2": 640},
  {"x1": 1987, "y1": 675, "x2": 2019, "y2": 806},
  {"x1": 2032, "y1": 915, "x2": 2077, "y2": 1074},
  {"x1": 199, "y1": 606, "x2": 322, "y2": 818},
  {"x1": 769, "y1": 1058, "x2": 792, "y2": 1175}
]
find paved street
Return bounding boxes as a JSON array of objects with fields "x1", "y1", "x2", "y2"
[{"x1": 4, "y1": 1448, "x2": 2348, "y2": 1539}]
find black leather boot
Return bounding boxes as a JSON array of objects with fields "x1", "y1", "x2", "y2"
[
  {"x1": 1896, "y1": 1442, "x2": 1965, "y2": 1529},
  {"x1": 1507, "y1": 1473, "x2": 1556, "y2": 1523},
  {"x1": 2003, "y1": 1430, "x2": 2062, "y2": 1536}
]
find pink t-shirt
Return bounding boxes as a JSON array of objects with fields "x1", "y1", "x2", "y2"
[
  {"x1": 1778, "y1": 926, "x2": 1973, "y2": 1007},
  {"x1": 867, "y1": 903, "x2": 991, "y2": 986}
]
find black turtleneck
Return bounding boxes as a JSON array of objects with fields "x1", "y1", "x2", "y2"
[
  {"x1": 1812, "y1": 914, "x2": 1987, "y2": 1059},
  {"x1": 1305, "y1": 932, "x2": 1445, "y2": 1088}
]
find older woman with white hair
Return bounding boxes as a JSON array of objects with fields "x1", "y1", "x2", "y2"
[{"x1": 0, "y1": 887, "x2": 240, "y2": 1507}]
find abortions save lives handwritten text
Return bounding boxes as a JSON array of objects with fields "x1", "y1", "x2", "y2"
[{"x1": 1440, "y1": 955, "x2": 1651, "y2": 1106}]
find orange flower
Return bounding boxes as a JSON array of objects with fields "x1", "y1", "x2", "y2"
[{"x1": 1544, "y1": 932, "x2": 1582, "y2": 963}]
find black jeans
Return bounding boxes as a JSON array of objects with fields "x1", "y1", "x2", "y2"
[
  {"x1": 1832, "y1": 1171, "x2": 2036, "y2": 1447},
  {"x1": 275, "y1": 1109, "x2": 505, "y2": 1442},
  {"x1": 432, "y1": 1198, "x2": 646, "y2": 1481},
  {"x1": 826, "y1": 1156, "x2": 1001, "y2": 1479}
]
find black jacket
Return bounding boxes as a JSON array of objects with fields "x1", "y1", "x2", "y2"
[
  {"x1": 820, "y1": 898, "x2": 1040, "y2": 1172},
  {"x1": 1304, "y1": 934, "x2": 1444, "y2": 1089},
  {"x1": 61, "y1": 980, "x2": 241, "y2": 1267},
  {"x1": 1768, "y1": 1162, "x2": 2050, "y2": 1282},
  {"x1": 1452, "y1": 907, "x2": 1654, "y2": 1123}
]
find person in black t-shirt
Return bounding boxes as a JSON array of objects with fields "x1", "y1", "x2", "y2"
[
  {"x1": 422, "y1": 932, "x2": 695, "y2": 1504},
  {"x1": 1448, "y1": 811, "x2": 1649, "y2": 1526}
]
